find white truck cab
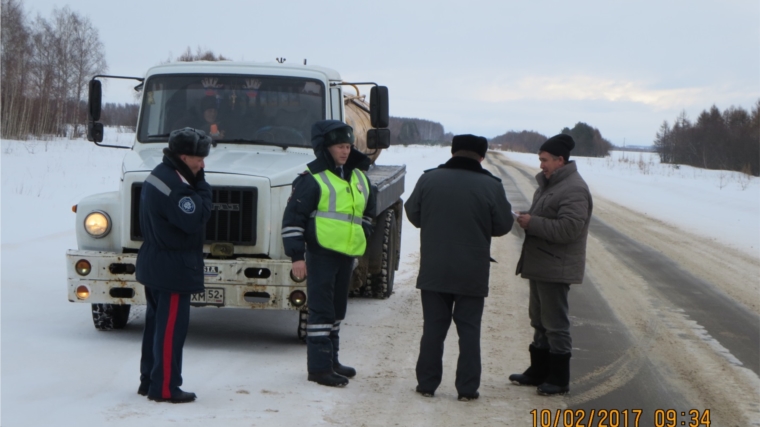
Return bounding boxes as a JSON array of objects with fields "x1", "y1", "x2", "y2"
[{"x1": 66, "y1": 61, "x2": 404, "y2": 337}]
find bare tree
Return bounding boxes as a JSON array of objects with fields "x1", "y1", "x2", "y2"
[
  {"x1": 176, "y1": 46, "x2": 229, "y2": 62},
  {"x1": 68, "y1": 11, "x2": 107, "y2": 136},
  {"x1": 1, "y1": 4, "x2": 107, "y2": 139},
  {"x1": 1, "y1": 0, "x2": 32, "y2": 138}
]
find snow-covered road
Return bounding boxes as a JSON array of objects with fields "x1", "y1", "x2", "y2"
[{"x1": 2, "y1": 139, "x2": 758, "y2": 426}]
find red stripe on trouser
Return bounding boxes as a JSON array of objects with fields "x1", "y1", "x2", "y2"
[{"x1": 162, "y1": 293, "x2": 180, "y2": 399}]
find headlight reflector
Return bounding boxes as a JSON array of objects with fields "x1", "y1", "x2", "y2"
[
  {"x1": 289, "y1": 290, "x2": 306, "y2": 307},
  {"x1": 75, "y1": 259, "x2": 92, "y2": 276},
  {"x1": 84, "y1": 211, "x2": 111, "y2": 238},
  {"x1": 76, "y1": 285, "x2": 90, "y2": 300}
]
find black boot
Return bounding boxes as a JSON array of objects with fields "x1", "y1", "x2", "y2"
[
  {"x1": 137, "y1": 382, "x2": 150, "y2": 396},
  {"x1": 509, "y1": 345, "x2": 550, "y2": 386},
  {"x1": 457, "y1": 391, "x2": 480, "y2": 402},
  {"x1": 330, "y1": 322, "x2": 356, "y2": 378},
  {"x1": 308, "y1": 371, "x2": 349, "y2": 387},
  {"x1": 148, "y1": 389, "x2": 197, "y2": 403},
  {"x1": 333, "y1": 357, "x2": 357, "y2": 378},
  {"x1": 415, "y1": 385, "x2": 435, "y2": 397},
  {"x1": 537, "y1": 352, "x2": 571, "y2": 396}
]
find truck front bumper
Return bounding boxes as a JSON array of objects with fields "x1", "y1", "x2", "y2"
[{"x1": 66, "y1": 250, "x2": 308, "y2": 310}]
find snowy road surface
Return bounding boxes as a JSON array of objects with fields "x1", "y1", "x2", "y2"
[{"x1": 2, "y1": 141, "x2": 758, "y2": 426}]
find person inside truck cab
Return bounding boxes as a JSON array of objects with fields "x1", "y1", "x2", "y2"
[
  {"x1": 281, "y1": 120, "x2": 375, "y2": 388},
  {"x1": 199, "y1": 96, "x2": 224, "y2": 140},
  {"x1": 172, "y1": 96, "x2": 225, "y2": 140}
]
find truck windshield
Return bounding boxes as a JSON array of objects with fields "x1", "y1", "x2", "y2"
[{"x1": 137, "y1": 74, "x2": 325, "y2": 148}]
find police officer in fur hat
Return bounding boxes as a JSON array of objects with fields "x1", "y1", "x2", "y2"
[
  {"x1": 281, "y1": 120, "x2": 375, "y2": 387},
  {"x1": 405, "y1": 134, "x2": 514, "y2": 401},
  {"x1": 136, "y1": 127, "x2": 213, "y2": 403},
  {"x1": 510, "y1": 133, "x2": 593, "y2": 396}
]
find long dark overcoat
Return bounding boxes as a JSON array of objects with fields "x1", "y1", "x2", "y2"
[
  {"x1": 404, "y1": 156, "x2": 513, "y2": 297},
  {"x1": 136, "y1": 154, "x2": 213, "y2": 294}
]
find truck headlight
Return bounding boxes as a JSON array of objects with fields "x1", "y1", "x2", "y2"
[
  {"x1": 76, "y1": 285, "x2": 90, "y2": 300},
  {"x1": 84, "y1": 211, "x2": 111, "y2": 238}
]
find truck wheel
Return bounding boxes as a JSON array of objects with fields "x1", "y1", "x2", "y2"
[
  {"x1": 91, "y1": 304, "x2": 130, "y2": 331},
  {"x1": 297, "y1": 308, "x2": 308, "y2": 342},
  {"x1": 371, "y1": 209, "x2": 398, "y2": 299}
]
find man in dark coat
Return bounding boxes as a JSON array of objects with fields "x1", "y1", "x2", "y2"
[
  {"x1": 404, "y1": 134, "x2": 513, "y2": 401},
  {"x1": 136, "y1": 127, "x2": 213, "y2": 403},
  {"x1": 281, "y1": 120, "x2": 375, "y2": 387},
  {"x1": 510, "y1": 133, "x2": 593, "y2": 396}
]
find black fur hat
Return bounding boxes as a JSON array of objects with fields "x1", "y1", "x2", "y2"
[
  {"x1": 451, "y1": 134, "x2": 488, "y2": 157},
  {"x1": 540, "y1": 134, "x2": 575, "y2": 161},
  {"x1": 168, "y1": 127, "x2": 212, "y2": 157}
]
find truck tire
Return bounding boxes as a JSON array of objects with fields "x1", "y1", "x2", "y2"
[
  {"x1": 297, "y1": 308, "x2": 308, "y2": 342},
  {"x1": 91, "y1": 303, "x2": 130, "y2": 331},
  {"x1": 370, "y1": 209, "x2": 398, "y2": 299}
]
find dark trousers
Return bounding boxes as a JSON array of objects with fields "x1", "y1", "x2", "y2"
[
  {"x1": 416, "y1": 290, "x2": 484, "y2": 396},
  {"x1": 529, "y1": 280, "x2": 571, "y2": 354},
  {"x1": 140, "y1": 287, "x2": 191, "y2": 399},
  {"x1": 305, "y1": 249, "x2": 353, "y2": 374}
]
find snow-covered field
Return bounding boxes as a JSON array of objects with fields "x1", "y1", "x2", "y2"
[
  {"x1": 1, "y1": 134, "x2": 758, "y2": 426},
  {"x1": 503, "y1": 149, "x2": 760, "y2": 257}
]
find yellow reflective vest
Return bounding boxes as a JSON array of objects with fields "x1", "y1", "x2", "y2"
[{"x1": 308, "y1": 166, "x2": 370, "y2": 256}]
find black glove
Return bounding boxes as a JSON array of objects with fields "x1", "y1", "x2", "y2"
[
  {"x1": 362, "y1": 222, "x2": 373, "y2": 240},
  {"x1": 196, "y1": 168, "x2": 205, "y2": 183}
]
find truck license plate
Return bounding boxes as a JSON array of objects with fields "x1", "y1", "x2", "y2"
[
  {"x1": 204, "y1": 265, "x2": 219, "y2": 277},
  {"x1": 191, "y1": 288, "x2": 224, "y2": 306}
]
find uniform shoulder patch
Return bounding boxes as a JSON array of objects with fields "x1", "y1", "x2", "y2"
[{"x1": 178, "y1": 196, "x2": 196, "y2": 214}]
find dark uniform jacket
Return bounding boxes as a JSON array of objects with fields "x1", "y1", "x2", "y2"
[
  {"x1": 404, "y1": 156, "x2": 514, "y2": 297},
  {"x1": 136, "y1": 153, "x2": 213, "y2": 294},
  {"x1": 516, "y1": 161, "x2": 592, "y2": 284},
  {"x1": 282, "y1": 121, "x2": 375, "y2": 262}
]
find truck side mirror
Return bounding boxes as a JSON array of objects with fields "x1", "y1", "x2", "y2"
[
  {"x1": 88, "y1": 79, "x2": 102, "y2": 121},
  {"x1": 88, "y1": 121, "x2": 104, "y2": 143},
  {"x1": 370, "y1": 86, "x2": 389, "y2": 128},
  {"x1": 366, "y1": 128, "x2": 390, "y2": 149}
]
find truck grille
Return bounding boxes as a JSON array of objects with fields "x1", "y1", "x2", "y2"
[{"x1": 131, "y1": 184, "x2": 258, "y2": 245}]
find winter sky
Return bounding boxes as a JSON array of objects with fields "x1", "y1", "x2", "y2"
[{"x1": 22, "y1": 0, "x2": 760, "y2": 146}]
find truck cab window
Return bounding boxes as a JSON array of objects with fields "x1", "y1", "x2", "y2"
[{"x1": 137, "y1": 75, "x2": 325, "y2": 148}]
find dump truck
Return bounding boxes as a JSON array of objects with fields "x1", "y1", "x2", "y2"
[{"x1": 66, "y1": 60, "x2": 405, "y2": 338}]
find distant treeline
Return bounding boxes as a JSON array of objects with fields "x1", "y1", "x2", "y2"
[
  {"x1": 654, "y1": 102, "x2": 760, "y2": 176},
  {"x1": 490, "y1": 122, "x2": 613, "y2": 158},
  {"x1": 101, "y1": 103, "x2": 139, "y2": 128},
  {"x1": 389, "y1": 117, "x2": 449, "y2": 145},
  {"x1": 0, "y1": 0, "x2": 107, "y2": 139}
]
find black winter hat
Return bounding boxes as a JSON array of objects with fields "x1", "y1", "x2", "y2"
[
  {"x1": 322, "y1": 125, "x2": 355, "y2": 148},
  {"x1": 540, "y1": 134, "x2": 575, "y2": 161},
  {"x1": 451, "y1": 134, "x2": 488, "y2": 158},
  {"x1": 168, "y1": 127, "x2": 212, "y2": 157}
]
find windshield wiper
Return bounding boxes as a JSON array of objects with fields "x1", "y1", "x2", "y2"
[
  {"x1": 146, "y1": 133, "x2": 170, "y2": 141},
  {"x1": 215, "y1": 138, "x2": 297, "y2": 149}
]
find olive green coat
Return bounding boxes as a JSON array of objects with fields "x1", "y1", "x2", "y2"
[{"x1": 516, "y1": 161, "x2": 592, "y2": 284}]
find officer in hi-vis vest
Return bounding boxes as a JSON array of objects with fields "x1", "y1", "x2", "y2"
[{"x1": 282, "y1": 120, "x2": 375, "y2": 387}]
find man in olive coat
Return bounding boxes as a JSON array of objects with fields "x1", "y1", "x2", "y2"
[
  {"x1": 510, "y1": 133, "x2": 593, "y2": 396},
  {"x1": 404, "y1": 134, "x2": 513, "y2": 401}
]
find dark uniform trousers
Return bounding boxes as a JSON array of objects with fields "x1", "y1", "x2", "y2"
[
  {"x1": 140, "y1": 287, "x2": 191, "y2": 399},
  {"x1": 416, "y1": 290, "x2": 484, "y2": 396},
  {"x1": 305, "y1": 249, "x2": 354, "y2": 374}
]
